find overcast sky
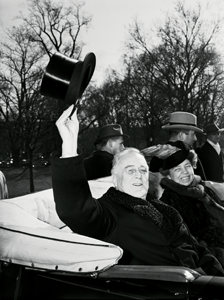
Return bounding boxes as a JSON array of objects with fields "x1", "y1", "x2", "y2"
[{"x1": 0, "y1": 0, "x2": 222, "y2": 84}]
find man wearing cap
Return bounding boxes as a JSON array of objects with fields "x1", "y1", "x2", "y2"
[
  {"x1": 84, "y1": 124, "x2": 129, "y2": 180},
  {"x1": 147, "y1": 111, "x2": 205, "y2": 198},
  {"x1": 195, "y1": 124, "x2": 224, "y2": 182}
]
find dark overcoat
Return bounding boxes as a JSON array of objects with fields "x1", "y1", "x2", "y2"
[
  {"x1": 160, "y1": 177, "x2": 224, "y2": 266},
  {"x1": 51, "y1": 153, "x2": 224, "y2": 276},
  {"x1": 84, "y1": 150, "x2": 113, "y2": 180},
  {"x1": 196, "y1": 141, "x2": 224, "y2": 182}
]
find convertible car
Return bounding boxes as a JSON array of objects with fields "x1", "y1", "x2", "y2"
[{"x1": 0, "y1": 177, "x2": 224, "y2": 300}]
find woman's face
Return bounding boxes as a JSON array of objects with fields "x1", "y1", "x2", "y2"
[{"x1": 169, "y1": 159, "x2": 194, "y2": 186}]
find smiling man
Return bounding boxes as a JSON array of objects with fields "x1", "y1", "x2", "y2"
[
  {"x1": 112, "y1": 149, "x2": 149, "y2": 199},
  {"x1": 51, "y1": 105, "x2": 224, "y2": 276}
]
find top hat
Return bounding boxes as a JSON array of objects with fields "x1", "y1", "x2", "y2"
[
  {"x1": 162, "y1": 112, "x2": 202, "y2": 133},
  {"x1": 203, "y1": 123, "x2": 224, "y2": 134},
  {"x1": 40, "y1": 52, "x2": 96, "y2": 105},
  {"x1": 94, "y1": 124, "x2": 130, "y2": 145}
]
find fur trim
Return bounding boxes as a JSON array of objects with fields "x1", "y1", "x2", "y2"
[
  {"x1": 104, "y1": 187, "x2": 183, "y2": 241},
  {"x1": 160, "y1": 177, "x2": 205, "y2": 198}
]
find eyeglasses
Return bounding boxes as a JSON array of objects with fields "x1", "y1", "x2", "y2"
[{"x1": 124, "y1": 166, "x2": 148, "y2": 175}]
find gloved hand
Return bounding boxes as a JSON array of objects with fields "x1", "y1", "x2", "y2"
[{"x1": 56, "y1": 104, "x2": 79, "y2": 158}]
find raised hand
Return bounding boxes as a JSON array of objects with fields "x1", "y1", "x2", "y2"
[{"x1": 56, "y1": 105, "x2": 79, "y2": 158}]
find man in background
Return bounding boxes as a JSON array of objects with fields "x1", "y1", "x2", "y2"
[
  {"x1": 195, "y1": 124, "x2": 224, "y2": 182},
  {"x1": 84, "y1": 124, "x2": 129, "y2": 180}
]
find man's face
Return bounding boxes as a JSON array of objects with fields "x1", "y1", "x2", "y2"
[
  {"x1": 182, "y1": 130, "x2": 197, "y2": 146},
  {"x1": 114, "y1": 152, "x2": 149, "y2": 200},
  {"x1": 208, "y1": 132, "x2": 220, "y2": 145},
  {"x1": 111, "y1": 137, "x2": 125, "y2": 155},
  {"x1": 169, "y1": 159, "x2": 194, "y2": 186}
]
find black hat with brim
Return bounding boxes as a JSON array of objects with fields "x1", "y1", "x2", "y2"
[
  {"x1": 162, "y1": 148, "x2": 189, "y2": 170},
  {"x1": 203, "y1": 124, "x2": 224, "y2": 135},
  {"x1": 40, "y1": 52, "x2": 96, "y2": 105},
  {"x1": 94, "y1": 124, "x2": 130, "y2": 145}
]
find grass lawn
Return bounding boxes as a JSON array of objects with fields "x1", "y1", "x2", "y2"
[{"x1": 1, "y1": 166, "x2": 52, "y2": 198}]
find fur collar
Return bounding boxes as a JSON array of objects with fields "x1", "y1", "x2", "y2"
[
  {"x1": 104, "y1": 187, "x2": 183, "y2": 241},
  {"x1": 160, "y1": 176, "x2": 205, "y2": 199}
]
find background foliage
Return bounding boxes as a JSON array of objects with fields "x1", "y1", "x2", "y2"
[{"x1": 1, "y1": 0, "x2": 224, "y2": 193}]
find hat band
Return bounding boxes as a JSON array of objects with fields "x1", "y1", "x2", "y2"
[{"x1": 169, "y1": 122, "x2": 197, "y2": 127}]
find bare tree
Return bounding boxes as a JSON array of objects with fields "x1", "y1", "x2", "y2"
[
  {"x1": 0, "y1": 0, "x2": 92, "y2": 193},
  {"x1": 0, "y1": 24, "x2": 57, "y2": 192},
  {"x1": 21, "y1": 0, "x2": 92, "y2": 59},
  {"x1": 125, "y1": 0, "x2": 224, "y2": 136}
]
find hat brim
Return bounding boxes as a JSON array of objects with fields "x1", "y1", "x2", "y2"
[
  {"x1": 65, "y1": 53, "x2": 96, "y2": 105},
  {"x1": 203, "y1": 128, "x2": 224, "y2": 134},
  {"x1": 94, "y1": 134, "x2": 130, "y2": 145},
  {"x1": 162, "y1": 124, "x2": 202, "y2": 133}
]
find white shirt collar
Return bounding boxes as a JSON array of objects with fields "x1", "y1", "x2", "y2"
[{"x1": 207, "y1": 139, "x2": 221, "y2": 155}]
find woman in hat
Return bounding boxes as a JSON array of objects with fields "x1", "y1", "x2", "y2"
[
  {"x1": 157, "y1": 141, "x2": 224, "y2": 266},
  {"x1": 146, "y1": 111, "x2": 206, "y2": 198}
]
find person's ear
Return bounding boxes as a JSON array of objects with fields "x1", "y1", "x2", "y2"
[
  {"x1": 178, "y1": 132, "x2": 184, "y2": 141},
  {"x1": 108, "y1": 139, "x2": 114, "y2": 149},
  {"x1": 167, "y1": 174, "x2": 171, "y2": 179},
  {"x1": 112, "y1": 174, "x2": 118, "y2": 188}
]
